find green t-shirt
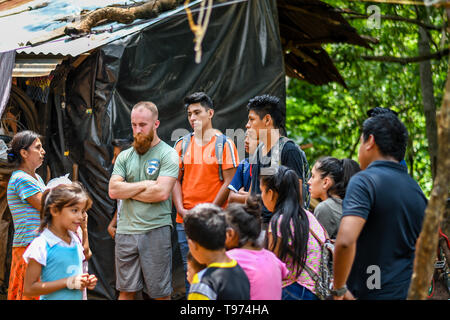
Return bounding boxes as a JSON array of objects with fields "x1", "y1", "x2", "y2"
[{"x1": 112, "y1": 140, "x2": 179, "y2": 234}]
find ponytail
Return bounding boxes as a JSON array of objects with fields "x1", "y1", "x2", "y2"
[
  {"x1": 224, "y1": 195, "x2": 262, "y2": 248},
  {"x1": 7, "y1": 130, "x2": 42, "y2": 166},
  {"x1": 261, "y1": 166, "x2": 309, "y2": 277},
  {"x1": 316, "y1": 157, "x2": 360, "y2": 199}
]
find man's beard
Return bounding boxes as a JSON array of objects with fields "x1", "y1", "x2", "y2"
[{"x1": 133, "y1": 131, "x2": 154, "y2": 155}]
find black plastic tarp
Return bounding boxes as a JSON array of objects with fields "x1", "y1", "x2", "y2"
[{"x1": 44, "y1": 0, "x2": 285, "y2": 299}]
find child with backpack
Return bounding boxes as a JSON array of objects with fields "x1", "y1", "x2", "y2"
[
  {"x1": 224, "y1": 196, "x2": 288, "y2": 299},
  {"x1": 23, "y1": 182, "x2": 97, "y2": 300},
  {"x1": 261, "y1": 165, "x2": 327, "y2": 300}
]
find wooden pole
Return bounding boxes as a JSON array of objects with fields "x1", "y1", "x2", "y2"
[{"x1": 72, "y1": 163, "x2": 78, "y2": 182}]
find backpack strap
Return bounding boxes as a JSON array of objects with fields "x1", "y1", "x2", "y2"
[
  {"x1": 302, "y1": 225, "x2": 330, "y2": 286},
  {"x1": 303, "y1": 263, "x2": 321, "y2": 283},
  {"x1": 174, "y1": 133, "x2": 193, "y2": 183},
  {"x1": 215, "y1": 134, "x2": 228, "y2": 181},
  {"x1": 175, "y1": 133, "x2": 233, "y2": 183},
  {"x1": 309, "y1": 222, "x2": 331, "y2": 246},
  {"x1": 277, "y1": 137, "x2": 311, "y2": 209}
]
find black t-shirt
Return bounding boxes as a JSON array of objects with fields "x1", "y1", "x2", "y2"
[
  {"x1": 188, "y1": 260, "x2": 250, "y2": 300},
  {"x1": 343, "y1": 161, "x2": 427, "y2": 300},
  {"x1": 250, "y1": 138, "x2": 305, "y2": 223}
]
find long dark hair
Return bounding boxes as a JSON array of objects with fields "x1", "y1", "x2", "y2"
[
  {"x1": 7, "y1": 130, "x2": 42, "y2": 166},
  {"x1": 39, "y1": 182, "x2": 92, "y2": 232},
  {"x1": 261, "y1": 165, "x2": 309, "y2": 277},
  {"x1": 223, "y1": 195, "x2": 262, "y2": 248},
  {"x1": 315, "y1": 157, "x2": 361, "y2": 199}
]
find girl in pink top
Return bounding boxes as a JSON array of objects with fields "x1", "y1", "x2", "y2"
[
  {"x1": 225, "y1": 197, "x2": 288, "y2": 300},
  {"x1": 261, "y1": 165, "x2": 326, "y2": 300}
]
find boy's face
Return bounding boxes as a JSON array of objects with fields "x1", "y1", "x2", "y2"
[
  {"x1": 244, "y1": 129, "x2": 258, "y2": 155},
  {"x1": 187, "y1": 238, "x2": 205, "y2": 265},
  {"x1": 186, "y1": 260, "x2": 196, "y2": 284},
  {"x1": 187, "y1": 103, "x2": 213, "y2": 132},
  {"x1": 358, "y1": 134, "x2": 375, "y2": 170},
  {"x1": 245, "y1": 110, "x2": 264, "y2": 140}
]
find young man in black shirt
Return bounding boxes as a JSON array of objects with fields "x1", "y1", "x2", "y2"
[
  {"x1": 245, "y1": 94, "x2": 309, "y2": 226},
  {"x1": 332, "y1": 113, "x2": 427, "y2": 300}
]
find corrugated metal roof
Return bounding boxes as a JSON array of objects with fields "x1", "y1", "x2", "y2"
[
  {"x1": 12, "y1": 57, "x2": 63, "y2": 77},
  {"x1": 0, "y1": 0, "x2": 198, "y2": 56}
]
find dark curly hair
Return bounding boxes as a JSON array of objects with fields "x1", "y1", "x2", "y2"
[
  {"x1": 366, "y1": 107, "x2": 398, "y2": 117},
  {"x1": 247, "y1": 94, "x2": 284, "y2": 130},
  {"x1": 184, "y1": 203, "x2": 226, "y2": 250}
]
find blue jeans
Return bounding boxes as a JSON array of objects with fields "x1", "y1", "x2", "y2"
[
  {"x1": 282, "y1": 282, "x2": 319, "y2": 300},
  {"x1": 176, "y1": 223, "x2": 190, "y2": 295}
]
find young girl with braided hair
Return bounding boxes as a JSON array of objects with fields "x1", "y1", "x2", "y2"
[{"x1": 23, "y1": 182, "x2": 97, "y2": 300}]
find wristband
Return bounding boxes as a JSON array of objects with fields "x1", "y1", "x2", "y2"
[
  {"x1": 66, "y1": 275, "x2": 83, "y2": 290},
  {"x1": 331, "y1": 285, "x2": 348, "y2": 297}
]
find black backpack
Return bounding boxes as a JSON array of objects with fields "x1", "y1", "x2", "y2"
[{"x1": 255, "y1": 136, "x2": 311, "y2": 209}]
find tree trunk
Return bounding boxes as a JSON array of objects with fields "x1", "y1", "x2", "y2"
[
  {"x1": 407, "y1": 56, "x2": 450, "y2": 300},
  {"x1": 418, "y1": 23, "x2": 438, "y2": 180},
  {"x1": 65, "y1": 0, "x2": 181, "y2": 35}
]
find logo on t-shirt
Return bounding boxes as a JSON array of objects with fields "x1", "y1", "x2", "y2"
[{"x1": 146, "y1": 159, "x2": 160, "y2": 176}]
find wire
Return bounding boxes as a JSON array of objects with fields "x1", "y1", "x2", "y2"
[
  {"x1": 427, "y1": 276, "x2": 434, "y2": 298},
  {"x1": 439, "y1": 228, "x2": 450, "y2": 250},
  {"x1": 347, "y1": 0, "x2": 429, "y2": 5}
]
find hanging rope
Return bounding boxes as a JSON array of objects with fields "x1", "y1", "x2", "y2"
[{"x1": 184, "y1": 0, "x2": 213, "y2": 63}]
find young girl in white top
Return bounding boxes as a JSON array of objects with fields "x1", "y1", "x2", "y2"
[{"x1": 23, "y1": 182, "x2": 97, "y2": 300}]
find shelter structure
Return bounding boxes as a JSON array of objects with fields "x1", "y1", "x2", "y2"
[{"x1": 0, "y1": 0, "x2": 369, "y2": 299}]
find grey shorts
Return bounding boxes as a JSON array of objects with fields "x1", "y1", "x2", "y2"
[{"x1": 115, "y1": 226, "x2": 172, "y2": 298}]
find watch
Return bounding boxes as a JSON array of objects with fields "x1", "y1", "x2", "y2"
[{"x1": 331, "y1": 285, "x2": 348, "y2": 297}]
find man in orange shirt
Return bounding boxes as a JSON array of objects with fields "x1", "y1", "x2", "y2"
[{"x1": 172, "y1": 92, "x2": 239, "y2": 295}]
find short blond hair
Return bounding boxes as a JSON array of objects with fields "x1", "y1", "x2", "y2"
[{"x1": 132, "y1": 101, "x2": 159, "y2": 119}]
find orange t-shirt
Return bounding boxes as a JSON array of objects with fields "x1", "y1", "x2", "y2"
[{"x1": 175, "y1": 134, "x2": 239, "y2": 223}]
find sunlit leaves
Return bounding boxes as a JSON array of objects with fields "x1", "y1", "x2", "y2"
[{"x1": 286, "y1": 2, "x2": 448, "y2": 196}]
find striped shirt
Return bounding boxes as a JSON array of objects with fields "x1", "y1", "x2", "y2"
[{"x1": 7, "y1": 170, "x2": 45, "y2": 247}]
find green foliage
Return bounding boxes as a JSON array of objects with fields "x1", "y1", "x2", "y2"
[{"x1": 286, "y1": 2, "x2": 448, "y2": 196}]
